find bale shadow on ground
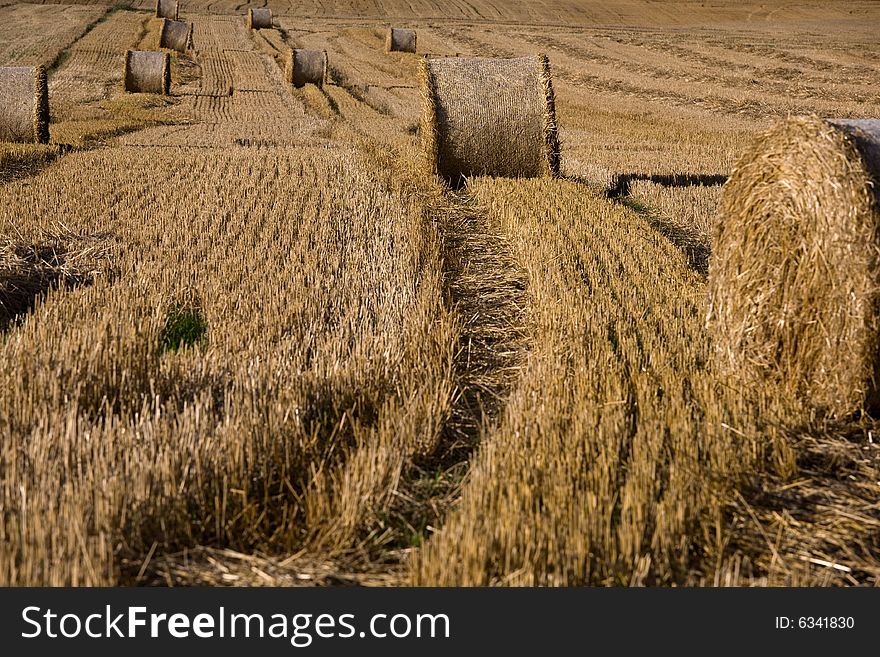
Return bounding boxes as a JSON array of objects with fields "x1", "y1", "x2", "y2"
[
  {"x1": 591, "y1": 172, "x2": 728, "y2": 277},
  {"x1": 606, "y1": 172, "x2": 729, "y2": 199}
]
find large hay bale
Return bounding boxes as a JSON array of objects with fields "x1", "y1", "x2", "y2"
[
  {"x1": 386, "y1": 28, "x2": 416, "y2": 53},
  {"x1": 160, "y1": 18, "x2": 192, "y2": 52},
  {"x1": 124, "y1": 50, "x2": 170, "y2": 95},
  {"x1": 419, "y1": 55, "x2": 560, "y2": 185},
  {"x1": 155, "y1": 0, "x2": 178, "y2": 20},
  {"x1": 0, "y1": 66, "x2": 49, "y2": 144},
  {"x1": 247, "y1": 7, "x2": 272, "y2": 30},
  {"x1": 707, "y1": 116, "x2": 880, "y2": 415},
  {"x1": 285, "y1": 49, "x2": 327, "y2": 88}
]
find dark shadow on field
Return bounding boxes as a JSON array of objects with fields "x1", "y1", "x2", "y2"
[
  {"x1": 0, "y1": 144, "x2": 75, "y2": 185},
  {"x1": 571, "y1": 171, "x2": 728, "y2": 278},
  {"x1": 0, "y1": 233, "x2": 112, "y2": 330},
  {"x1": 606, "y1": 172, "x2": 728, "y2": 199},
  {"x1": 640, "y1": 205, "x2": 712, "y2": 277},
  {"x1": 730, "y1": 415, "x2": 880, "y2": 585}
]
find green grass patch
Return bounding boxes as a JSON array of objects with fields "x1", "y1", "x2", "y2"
[{"x1": 161, "y1": 307, "x2": 208, "y2": 352}]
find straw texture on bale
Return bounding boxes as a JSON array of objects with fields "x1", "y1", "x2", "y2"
[
  {"x1": 124, "y1": 50, "x2": 171, "y2": 95},
  {"x1": 285, "y1": 49, "x2": 327, "y2": 88},
  {"x1": 386, "y1": 28, "x2": 417, "y2": 53},
  {"x1": 155, "y1": 0, "x2": 178, "y2": 20},
  {"x1": 247, "y1": 7, "x2": 272, "y2": 30},
  {"x1": 0, "y1": 66, "x2": 49, "y2": 144},
  {"x1": 707, "y1": 116, "x2": 880, "y2": 415},
  {"x1": 159, "y1": 18, "x2": 192, "y2": 52},
  {"x1": 419, "y1": 55, "x2": 560, "y2": 184}
]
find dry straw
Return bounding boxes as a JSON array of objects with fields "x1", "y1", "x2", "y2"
[
  {"x1": 419, "y1": 55, "x2": 560, "y2": 185},
  {"x1": 386, "y1": 28, "x2": 417, "y2": 53},
  {"x1": 0, "y1": 66, "x2": 49, "y2": 144},
  {"x1": 124, "y1": 50, "x2": 171, "y2": 95},
  {"x1": 155, "y1": 0, "x2": 179, "y2": 20},
  {"x1": 0, "y1": 231, "x2": 111, "y2": 329},
  {"x1": 285, "y1": 49, "x2": 327, "y2": 88},
  {"x1": 707, "y1": 116, "x2": 880, "y2": 415},
  {"x1": 247, "y1": 7, "x2": 272, "y2": 30},
  {"x1": 160, "y1": 18, "x2": 192, "y2": 53}
]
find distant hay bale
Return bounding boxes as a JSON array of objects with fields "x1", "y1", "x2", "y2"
[
  {"x1": 0, "y1": 66, "x2": 49, "y2": 144},
  {"x1": 124, "y1": 50, "x2": 170, "y2": 94},
  {"x1": 247, "y1": 7, "x2": 272, "y2": 30},
  {"x1": 159, "y1": 18, "x2": 192, "y2": 52},
  {"x1": 155, "y1": 0, "x2": 178, "y2": 20},
  {"x1": 285, "y1": 49, "x2": 327, "y2": 88},
  {"x1": 419, "y1": 55, "x2": 560, "y2": 184},
  {"x1": 386, "y1": 28, "x2": 416, "y2": 53},
  {"x1": 707, "y1": 116, "x2": 880, "y2": 415}
]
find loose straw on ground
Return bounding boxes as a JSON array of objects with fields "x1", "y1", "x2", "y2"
[
  {"x1": 0, "y1": 66, "x2": 49, "y2": 144},
  {"x1": 285, "y1": 49, "x2": 327, "y2": 88},
  {"x1": 386, "y1": 28, "x2": 416, "y2": 53},
  {"x1": 124, "y1": 51, "x2": 171, "y2": 95},
  {"x1": 160, "y1": 18, "x2": 192, "y2": 52},
  {"x1": 155, "y1": 0, "x2": 178, "y2": 20},
  {"x1": 419, "y1": 54, "x2": 560, "y2": 185},
  {"x1": 707, "y1": 116, "x2": 880, "y2": 416},
  {"x1": 248, "y1": 7, "x2": 272, "y2": 30}
]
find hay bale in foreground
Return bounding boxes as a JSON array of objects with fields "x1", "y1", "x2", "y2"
[
  {"x1": 707, "y1": 116, "x2": 880, "y2": 415},
  {"x1": 386, "y1": 28, "x2": 416, "y2": 53},
  {"x1": 285, "y1": 49, "x2": 327, "y2": 88},
  {"x1": 155, "y1": 0, "x2": 178, "y2": 20},
  {"x1": 160, "y1": 18, "x2": 192, "y2": 52},
  {"x1": 0, "y1": 66, "x2": 49, "y2": 144},
  {"x1": 419, "y1": 55, "x2": 560, "y2": 184},
  {"x1": 124, "y1": 50, "x2": 170, "y2": 94},
  {"x1": 247, "y1": 7, "x2": 272, "y2": 30}
]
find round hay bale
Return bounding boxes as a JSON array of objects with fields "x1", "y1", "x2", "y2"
[
  {"x1": 160, "y1": 18, "x2": 192, "y2": 52},
  {"x1": 386, "y1": 28, "x2": 417, "y2": 53},
  {"x1": 247, "y1": 7, "x2": 272, "y2": 30},
  {"x1": 707, "y1": 115, "x2": 880, "y2": 415},
  {"x1": 0, "y1": 66, "x2": 49, "y2": 144},
  {"x1": 124, "y1": 50, "x2": 171, "y2": 95},
  {"x1": 419, "y1": 54, "x2": 560, "y2": 185},
  {"x1": 285, "y1": 49, "x2": 327, "y2": 88},
  {"x1": 155, "y1": 0, "x2": 178, "y2": 20}
]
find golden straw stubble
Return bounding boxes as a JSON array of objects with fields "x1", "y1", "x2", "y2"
[{"x1": 707, "y1": 115, "x2": 880, "y2": 415}]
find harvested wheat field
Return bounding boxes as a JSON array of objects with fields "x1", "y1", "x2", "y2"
[{"x1": 1, "y1": 0, "x2": 879, "y2": 587}]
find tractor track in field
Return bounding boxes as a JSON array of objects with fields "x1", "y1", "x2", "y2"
[
  {"x1": 383, "y1": 188, "x2": 531, "y2": 567},
  {"x1": 111, "y1": 13, "x2": 530, "y2": 580},
  {"x1": 45, "y1": 3, "x2": 130, "y2": 76},
  {"x1": 249, "y1": 22, "x2": 534, "y2": 569}
]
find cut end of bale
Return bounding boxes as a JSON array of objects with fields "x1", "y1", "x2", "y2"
[
  {"x1": 0, "y1": 66, "x2": 50, "y2": 144},
  {"x1": 285, "y1": 49, "x2": 327, "y2": 88},
  {"x1": 386, "y1": 28, "x2": 417, "y2": 53},
  {"x1": 159, "y1": 18, "x2": 192, "y2": 53},
  {"x1": 248, "y1": 7, "x2": 272, "y2": 30},
  {"x1": 124, "y1": 50, "x2": 171, "y2": 95},
  {"x1": 419, "y1": 54, "x2": 560, "y2": 186},
  {"x1": 155, "y1": 0, "x2": 179, "y2": 20},
  {"x1": 707, "y1": 115, "x2": 880, "y2": 416}
]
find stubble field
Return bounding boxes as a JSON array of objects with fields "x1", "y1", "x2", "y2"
[{"x1": 2, "y1": 0, "x2": 879, "y2": 586}]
